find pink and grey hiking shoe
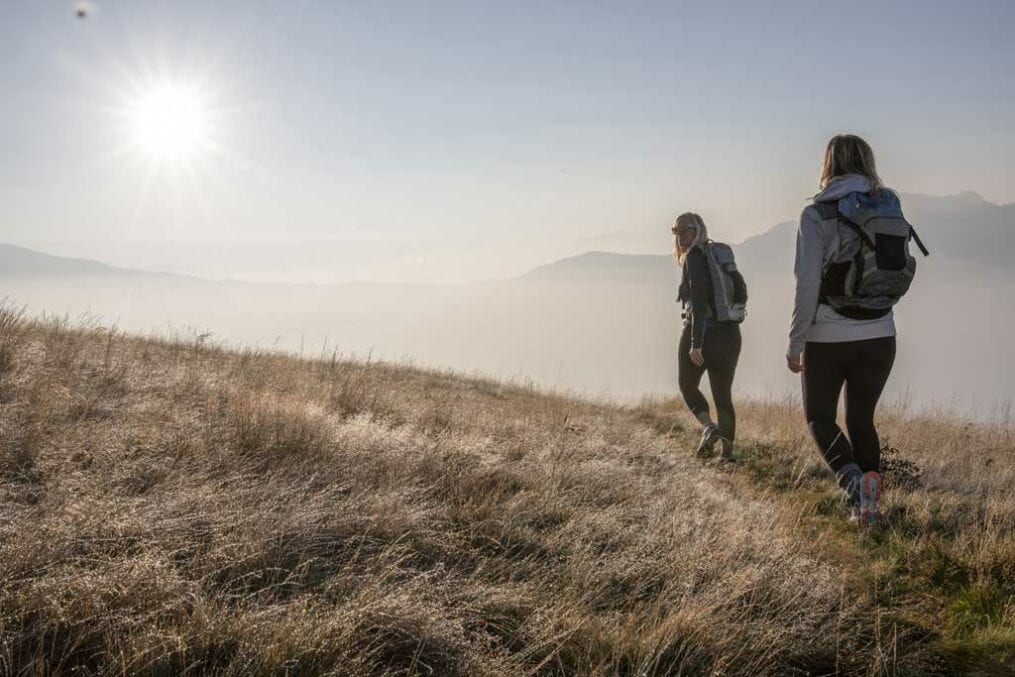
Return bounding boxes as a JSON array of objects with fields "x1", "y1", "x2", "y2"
[{"x1": 859, "y1": 471, "x2": 883, "y2": 526}]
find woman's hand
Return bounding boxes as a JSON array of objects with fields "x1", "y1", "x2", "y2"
[
  {"x1": 690, "y1": 348, "x2": 705, "y2": 367},
  {"x1": 787, "y1": 354, "x2": 804, "y2": 373}
]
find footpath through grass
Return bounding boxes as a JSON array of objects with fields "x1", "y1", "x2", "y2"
[{"x1": 636, "y1": 399, "x2": 1015, "y2": 676}]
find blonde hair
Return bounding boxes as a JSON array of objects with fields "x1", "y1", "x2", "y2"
[
  {"x1": 673, "y1": 212, "x2": 708, "y2": 264},
  {"x1": 819, "y1": 134, "x2": 883, "y2": 191}
]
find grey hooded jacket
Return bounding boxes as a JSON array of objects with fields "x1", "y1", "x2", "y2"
[{"x1": 787, "y1": 174, "x2": 896, "y2": 360}]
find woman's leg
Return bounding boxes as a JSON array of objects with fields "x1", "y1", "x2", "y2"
[
  {"x1": 804, "y1": 341, "x2": 863, "y2": 502},
  {"x1": 704, "y1": 324, "x2": 741, "y2": 442},
  {"x1": 678, "y1": 323, "x2": 710, "y2": 425},
  {"x1": 844, "y1": 337, "x2": 896, "y2": 473}
]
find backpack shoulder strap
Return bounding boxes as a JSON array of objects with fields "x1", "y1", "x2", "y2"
[
  {"x1": 908, "y1": 223, "x2": 931, "y2": 257},
  {"x1": 677, "y1": 258, "x2": 689, "y2": 304},
  {"x1": 814, "y1": 202, "x2": 841, "y2": 220},
  {"x1": 814, "y1": 201, "x2": 875, "y2": 249}
]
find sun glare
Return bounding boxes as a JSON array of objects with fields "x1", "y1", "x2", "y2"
[{"x1": 126, "y1": 83, "x2": 211, "y2": 162}]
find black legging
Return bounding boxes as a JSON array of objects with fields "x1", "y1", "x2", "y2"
[
  {"x1": 678, "y1": 322, "x2": 741, "y2": 441},
  {"x1": 803, "y1": 337, "x2": 896, "y2": 473}
]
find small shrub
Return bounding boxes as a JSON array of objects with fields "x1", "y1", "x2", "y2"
[
  {"x1": 324, "y1": 362, "x2": 391, "y2": 419},
  {"x1": 640, "y1": 411, "x2": 686, "y2": 437},
  {"x1": 95, "y1": 327, "x2": 131, "y2": 395},
  {"x1": 219, "y1": 391, "x2": 333, "y2": 463},
  {"x1": 416, "y1": 400, "x2": 459, "y2": 436},
  {"x1": 41, "y1": 313, "x2": 92, "y2": 374},
  {"x1": 880, "y1": 444, "x2": 924, "y2": 490},
  {"x1": 944, "y1": 585, "x2": 1008, "y2": 637},
  {"x1": 2, "y1": 381, "x2": 49, "y2": 481}
]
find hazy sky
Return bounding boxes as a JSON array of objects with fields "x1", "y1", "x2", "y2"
[{"x1": 2, "y1": 1, "x2": 1014, "y2": 282}]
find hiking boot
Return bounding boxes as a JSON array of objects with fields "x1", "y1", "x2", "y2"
[
  {"x1": 695, "y1": 423, "x2": 721, "y2": 458},
  {"x1": 859, "y1": 471, "x2": 883, "y2": 526}
]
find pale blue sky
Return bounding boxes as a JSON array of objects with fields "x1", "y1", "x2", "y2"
[{"x1": 2, "y1": 1, "x2": 1014, "y2": 282}]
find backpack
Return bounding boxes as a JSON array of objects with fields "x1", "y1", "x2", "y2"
[
  {"x1": 703, "y1": 241, "x2": 747, "y2": 323},
  {"x1": 817, "y1": 190, "x2": 930, "y2": 320}
]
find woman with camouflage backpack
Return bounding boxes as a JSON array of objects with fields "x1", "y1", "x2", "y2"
[{"x1": 788, "y1": 134, "x2": 928, "y2": 526}]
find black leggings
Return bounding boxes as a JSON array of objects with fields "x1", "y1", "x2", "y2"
[
  {"x1": 803, "y1": 337, "x2": 896, "y2": 474},
  {"x1": 678, "y1": 322, "x2": 741, "y2": 441}
]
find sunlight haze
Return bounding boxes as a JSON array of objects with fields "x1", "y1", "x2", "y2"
[
  {"x1": 4, "y1": 4, "x2": 1015, "y2": 670},
  {"x1": 3, "y1": 1, "x2": 1014, "y2": 283}
]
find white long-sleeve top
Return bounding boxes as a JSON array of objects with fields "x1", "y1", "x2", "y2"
[{"x1": 787, "y1": 174, "x2": 896, "y2": 360}]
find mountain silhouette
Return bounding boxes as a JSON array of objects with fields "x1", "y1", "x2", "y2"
[
  {"x1": 2, "y1": 190, "x2": 1011, "y2": 415},
  {"x1": 516, "y1": 251, "x2": 673, "y2": 286},
  {"x1": 0, "y1": 243, "x2": 195, "y2": 281},
  {"x1": 521, "y1": 191, "x2": 1011, "y2": 285},
  {"x1": 3, "y1": 191, "x2": 1008, "y2": 285}
]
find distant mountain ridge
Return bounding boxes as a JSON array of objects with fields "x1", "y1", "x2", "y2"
[
  {"x1": 2, "y1": 190, "x2": 1011, "y2": 287},
  {"x1": 0, "y1": 243, "x2": 196, "y2": 281},
  {"x1": 522, "y1": 190, "x2": 1013, "y2": 283},
  {"x1": 516, "y1": 251, "x2": 673, "y2": 285}
]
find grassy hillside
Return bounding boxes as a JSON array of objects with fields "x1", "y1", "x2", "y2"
[{"x1": 0, "y1": 305, "x2": 1011, "y2": 675}]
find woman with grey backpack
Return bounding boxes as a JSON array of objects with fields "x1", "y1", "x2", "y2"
[
  {"x1": 788, "y1": 134, "x2": 928, "y2": 526},
  {"x1": 674, "y1": 212, "x2": 748, "y2": 463}
]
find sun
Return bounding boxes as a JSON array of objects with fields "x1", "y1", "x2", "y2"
[{"x1": 125, "y1": 82, "x2": 211, "y2": 162}]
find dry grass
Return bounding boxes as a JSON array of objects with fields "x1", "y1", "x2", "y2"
[
  {"x1": 0, "y1": 302, "x2": 27, "y2": 388},
  {"x1": 0, "y1": 307, "x2": 1011, "y2": 675}
]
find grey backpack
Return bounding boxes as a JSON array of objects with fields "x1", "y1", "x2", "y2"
[
  {"x1": 703, "y1": 242, "x2": 747, "y2": 323},
  {"x1": 818, "y1": 190, "x2": 929, "y2": 319}
]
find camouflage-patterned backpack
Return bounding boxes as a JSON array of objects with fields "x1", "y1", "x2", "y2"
[{"x1": 817, "y1": 190, "x2": 930, "y2": 319}]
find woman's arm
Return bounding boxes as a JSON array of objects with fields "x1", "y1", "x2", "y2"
[{"x1": 788, "y1": 207, "x2": 825, "y2": 362}]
